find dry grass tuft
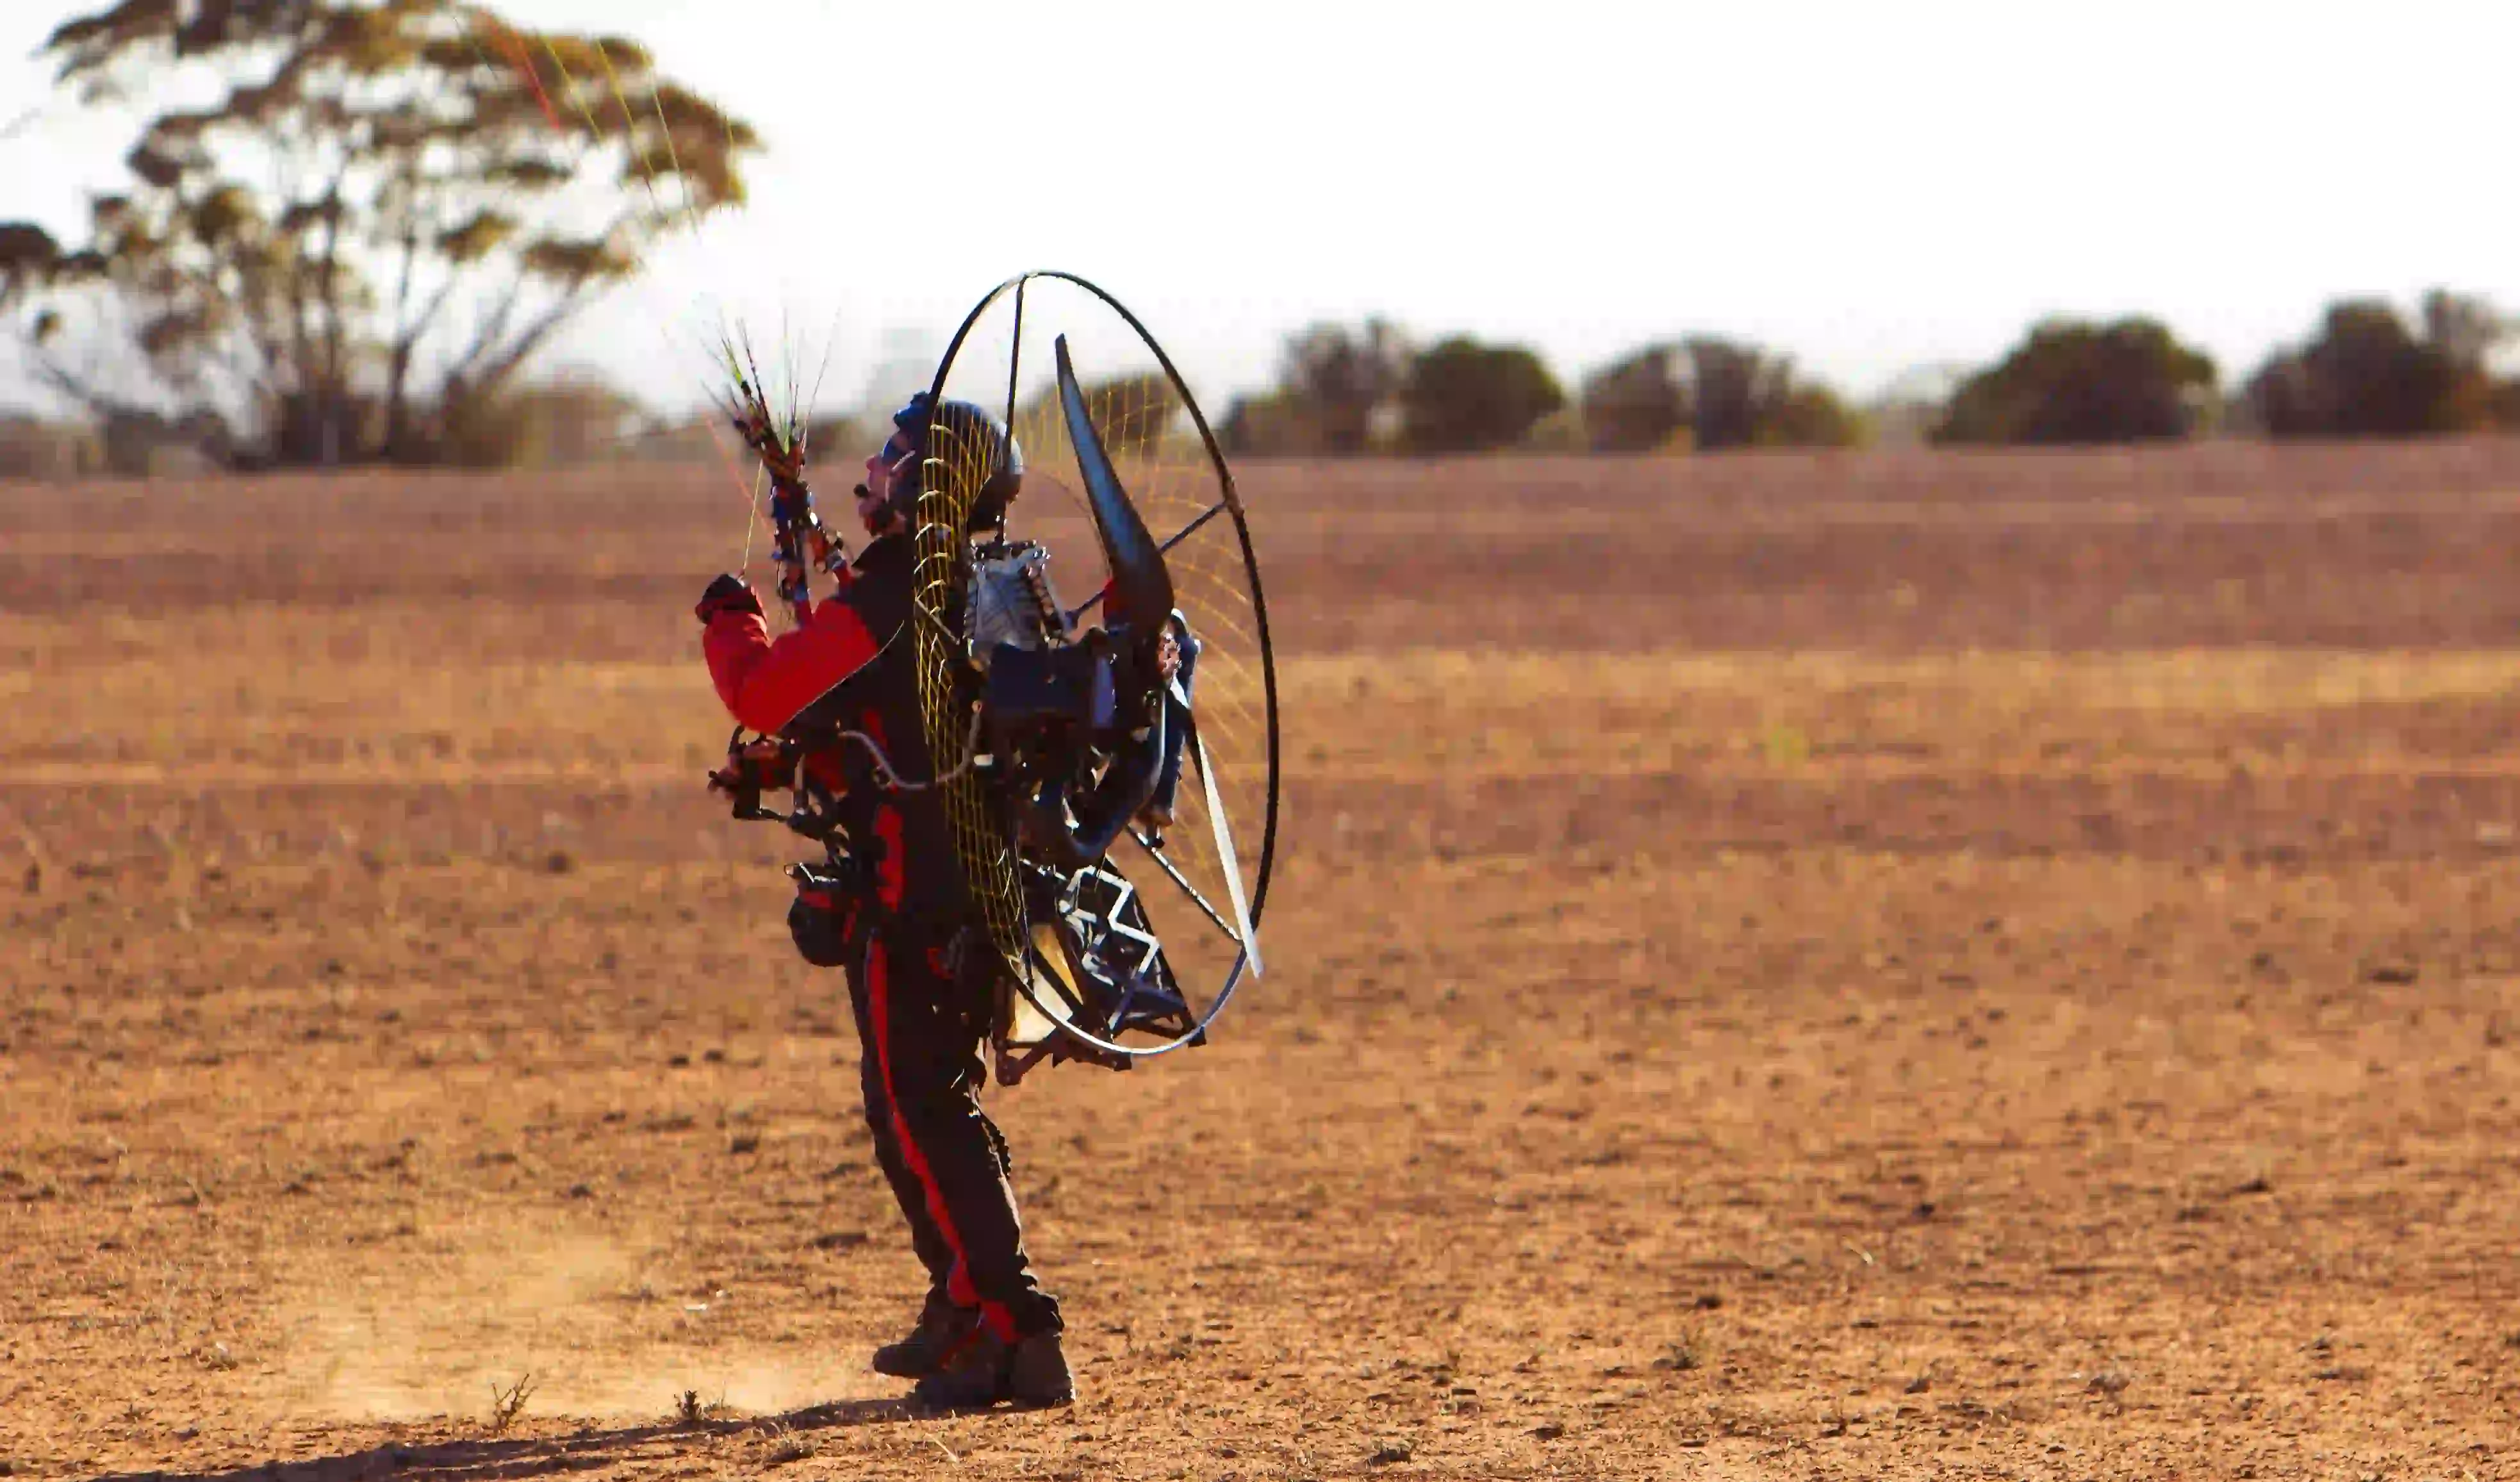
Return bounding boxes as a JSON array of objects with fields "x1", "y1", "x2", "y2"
[{"x1": 484, "y1": 1374, "x2": 536, "y2": 1435}]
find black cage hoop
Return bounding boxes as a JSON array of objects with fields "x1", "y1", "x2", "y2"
[{"x1": 914, "y1": 270, "x2": 1282, "y2": 1062}]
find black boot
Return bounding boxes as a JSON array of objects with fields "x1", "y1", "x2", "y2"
[
  {"x1": 911, "y1": 1329, "x2": 1075, "y2": 1410},
  {"x1": 871, "y1": 1289, "x2": 981, "y2": 1379}
]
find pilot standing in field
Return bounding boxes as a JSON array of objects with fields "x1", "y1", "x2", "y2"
[{"x1": 693, "y1": 392, "x2": 1073, "y2": 1409}]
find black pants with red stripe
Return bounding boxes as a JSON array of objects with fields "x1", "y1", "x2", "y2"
[{"x1": 841, "y1": 918, "x2": 1060, "y2": 1342}]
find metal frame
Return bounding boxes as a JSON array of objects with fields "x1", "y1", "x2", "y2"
[{"x1": 918, "y1": 271, "x2": 1280, "y2": 1066}]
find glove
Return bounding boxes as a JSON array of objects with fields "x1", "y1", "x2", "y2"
[
  {"x1": 707, "y1": 735, "x2": 795, "y2": 800},
  {"x1": 695, "y1": 573, "x2": 762, "y2": 624}
]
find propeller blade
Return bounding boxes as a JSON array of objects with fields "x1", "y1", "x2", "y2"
[
  {"x1": 1055, "y1": 334, "x2": 1176, "y2": 641},
  {"x1": 1189, "y1": 714, "x2": 1262, "y2": 979}
]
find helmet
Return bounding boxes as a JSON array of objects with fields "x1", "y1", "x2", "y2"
[{"x1": 887, "y1": 391, "x2": 1025, "y2": 531}]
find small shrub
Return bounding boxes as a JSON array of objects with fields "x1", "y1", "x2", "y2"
[{"x1": 486, "y1": 1373, "x2": 536, "y2": 1434}]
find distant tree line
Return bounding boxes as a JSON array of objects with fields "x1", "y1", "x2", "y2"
[
  {"x1": 1219, "y1": 289, "x2": 2520, "y2": 457},
  {"x1": 1220, "y1": 321, "x2": 1861, "y2": 457},
  {"x1": 0, "y1": 4, "x2": 2508, "y2": 472}
]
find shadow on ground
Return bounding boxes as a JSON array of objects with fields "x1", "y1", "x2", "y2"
[{"x1": 85, "y1": 1398, "x2": 925, "y2": 1482}]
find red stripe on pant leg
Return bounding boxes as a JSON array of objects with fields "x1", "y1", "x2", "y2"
[{"x1": 867, "y1": 934, "x2": 1019, "y2": 1342}]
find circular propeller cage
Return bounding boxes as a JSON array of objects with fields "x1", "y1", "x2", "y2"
[{"x1": 909, "y1": 272, "x2": 1280, "y2": 1067}]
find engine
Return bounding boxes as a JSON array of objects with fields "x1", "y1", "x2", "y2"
[
  {"x1": 967, "y1": 556, "x2": 1206, "y2": 1081},
  {"x1": 965, "y1": 539, "x2": 1064, "y2": 666}
]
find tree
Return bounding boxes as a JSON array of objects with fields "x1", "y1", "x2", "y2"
[
  {"x1": 0, "y1": 412, "x2": 104, "y2": 479},
  {"x1": 2247, "y1": 292, "x2": 2504, "y2": 438},
  {"x1": 1216, "y1": 390, "x2": 1318, "y2": 457},
  {"x1": 1219, "y1": 319, "x2": 1408, "y2": 457},
  {"x1": 1680, "y1": 337, "x2": 1781, "y2": 451},
  {"x1": 0, "y1": 0, "x2": 756, "y2": 469},
  {"x1": 1756, "y1": 383, "x2": 1864, "y2": 449},
  {"x1": 1283, "y1": 319, "x2": 1407, "y2": 454},
  {"x1": 1578, "y1": 344, "x2": 1686, "y2": 452},
  {"x1": 1934, "y1": 318, "x2": 2215, "y2": 445},
  {"x1": 1578, "y1": 336, "x2": 1859, "y2": 451},
  {"x1": 1218, "y1": 318, "x2": 1406, "y2": 456},
  {"x1": 444, "y1": 371, "x2": 648, "y2": 466},
  {"x1": 2423, "y1": 288, "x2": 2507, "y2": 370},
  {"x1": 1397, "y1": 337, "x2": 1563, "y2": 454}
]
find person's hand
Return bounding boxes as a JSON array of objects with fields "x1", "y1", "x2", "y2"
[
  {"x1": 695, "y1": 573, "x2": 762, "y2": 624},
  {"x1": 855, "y1": 482, "x2": 904, "y2": 538}
]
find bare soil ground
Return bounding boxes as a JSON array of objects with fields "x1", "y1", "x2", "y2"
[{"x1": 5, "y1": 440, "x2": 2520, "y2": 1481}]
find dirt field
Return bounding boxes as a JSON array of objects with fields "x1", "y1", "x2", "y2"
[{"x1": 6, "y1": 440, "x2": 2520, "y2": 1481}]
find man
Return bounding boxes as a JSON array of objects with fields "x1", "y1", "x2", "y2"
[{"x1": 694, "y1": 393, "x2": 1072, "y2": 1410}]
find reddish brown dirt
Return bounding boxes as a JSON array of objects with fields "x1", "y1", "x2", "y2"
[{"x1": 5, "y1": 441, "x2": 2520, "y2": 1481}]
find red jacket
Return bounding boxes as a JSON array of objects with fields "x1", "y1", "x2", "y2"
[
  {"x1": 701, "y1": 534, "x2": 964, "y2": 923},
  {"x1": 703, "y1": 571, "x2": 889, "y2": 736}
]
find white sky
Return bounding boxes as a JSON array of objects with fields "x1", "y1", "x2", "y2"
[{"x1": 4, "y1": 0, "x2": 2515, "y2": 418}]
